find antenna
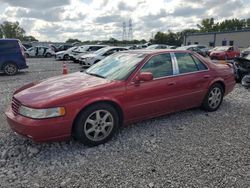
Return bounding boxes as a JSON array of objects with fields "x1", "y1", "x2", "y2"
[
  {"x1": 122, "y1": 21, "x2": 127, "y2": 41},
  {"x1": 128, "y1": 18, "x2": 133, "y2": 41}
]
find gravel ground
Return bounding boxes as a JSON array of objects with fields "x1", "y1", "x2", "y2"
[{"x1": 0, "y1": 58, "x2": 249, "y2": 188}]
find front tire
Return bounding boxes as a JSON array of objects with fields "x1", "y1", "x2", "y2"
[
  {"x1": 3, "y1": 63, "x2": 18, "y2": 76},
  {"x1": 73, "y1": 103, "x2": 119, "y2": 146},
  {"x1": 64, "y1": 54, "x2": 70, "y2": 60},
  {"x1": 201, "y1": 83, "x2": 224, "y2": 111}
]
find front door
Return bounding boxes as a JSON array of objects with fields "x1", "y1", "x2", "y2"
[{"x1": 124, "y1": 53, "x2": 178, "y2": 122}]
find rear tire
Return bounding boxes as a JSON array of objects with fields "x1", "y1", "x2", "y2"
[
  {"x1": 201, "y1": 83, "x2": 224, "y2": 112},
  {"x1": 73, "y1": 103, "x2": 119, "y2": 146},
  {"x1": 45, "y1": 53, "x2": 52, "y2": 58},
  {"x1": 3, "y1": 63, "x2": 18, "y2": 76}
]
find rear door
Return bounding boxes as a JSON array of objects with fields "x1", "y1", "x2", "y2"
[{"x1": 172, "y1": 52, "x2": 211, "y2": 109}]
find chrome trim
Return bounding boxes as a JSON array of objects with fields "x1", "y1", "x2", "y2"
[{"x1": 170, "y1": 52, "x2": 179, "y2": 75}]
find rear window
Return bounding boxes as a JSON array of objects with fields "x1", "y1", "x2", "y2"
[
  {"x1": 0, "y1": 41, "x2": 17, "y2": 50},
  {"x1": 191, "y1": 55, "x2": 208, "y2": 70},
  {"x1": 175, "y1": 53, "x2": 199, "y2": 74}
]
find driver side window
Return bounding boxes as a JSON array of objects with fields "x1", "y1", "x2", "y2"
[{"x1": 140, "y1": 53, "x2": 173, "y2": 79}]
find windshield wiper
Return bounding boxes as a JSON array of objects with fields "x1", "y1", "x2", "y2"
[{"x1": 85, "y1": 72, "x2": 105, "y2": 78}]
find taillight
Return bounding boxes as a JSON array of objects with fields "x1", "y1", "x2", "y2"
[{"x1": 18, "y1": 42, "x2": 27, "y2": 65}]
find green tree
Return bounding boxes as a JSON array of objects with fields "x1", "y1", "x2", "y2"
[
  {"x1": 197, "y1": 18, "x2": 216, "y2": 32},
  {"x1": 0, "y1": 29, "x2": 3, "y2": 38},
  {"x1": 246, "y1": 18, "x2": 250, "y2": 28},
  {"x1": 65, "y1": 38, "x2": 81, "y2": 43},
  {"x1": 22, "y1": 35, "x2": 38, "y2": 42},
  {"x1": 0, "y1": 21, "x2": 25, "y2": 39}
]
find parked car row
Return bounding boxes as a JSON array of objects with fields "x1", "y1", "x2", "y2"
[{"x1": 25, "y1": 46, "x2": 55, "y2": 58}]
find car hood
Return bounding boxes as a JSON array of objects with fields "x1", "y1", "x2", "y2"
[
  {"x1": 14, "y1": 72, "x2": 112, "y2": 108},
  {"x1": 56, "y1": 50, "x2": 65, "y2": 55}
]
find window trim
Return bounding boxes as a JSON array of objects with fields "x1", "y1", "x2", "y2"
[{"x1": 130, "y1": 52, "x2": 210, "y2": 84}]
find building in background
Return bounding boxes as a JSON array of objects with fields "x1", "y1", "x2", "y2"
[{"x1": 184, "y1": 29, "x2": 250, "y2": 48}]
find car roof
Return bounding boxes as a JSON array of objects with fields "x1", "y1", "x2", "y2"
[
  {"x1": 120, "y1": 49, "x2": 195, "y2": 55},
  {"x1": 0, "y1": 39, "x2": 19, "y2": 42}
]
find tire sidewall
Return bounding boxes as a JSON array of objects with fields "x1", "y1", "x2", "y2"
[
  {"x1": 73, "y1": 103, "x2": 119, "y2": 146},
  {"x1": 3, "y1": 63, "x2": 18, "y2": 76},
  {"x1": 45, "y1": 53, "x2": 52, "y2": 58},
  {"x1": 64, "y1": 54, "x2": 69, "y2": 60},
  {"x1": 202, "y1": 83, "x2": 224, "y2": 112}
]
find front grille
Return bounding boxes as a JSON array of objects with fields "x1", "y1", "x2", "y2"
[{"x1": 12, "y1": 97, "x2": 21, "y2": 115}]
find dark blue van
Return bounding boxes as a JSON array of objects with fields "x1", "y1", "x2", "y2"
[{"x1": 0, "y1": 39, "x2": 28, "y2": 75}]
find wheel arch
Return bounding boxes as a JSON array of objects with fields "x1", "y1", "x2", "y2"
[
  {"x1": 209, "y1": 79, "x2": 225, "y2": 93},
  {"x1": 72, "y1": 99, "x2": 124, "y2": 133},
  {"x1": 1, "y1": 61, "x2": 19, "y2": 70}
]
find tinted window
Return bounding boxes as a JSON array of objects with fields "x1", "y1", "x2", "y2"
[
  {"x1": 89, "y1": 46, "x2": 104, "y2": 51},
  {"x1": 175, "y1": 53, "x2": 199, "y2": 74},
  {"x1": 0, "y1": 41, "x2": 17, "y2": 50},
  {"x1": 141, "y1": 53, "x2": 173, "y2": 78},
  {"x1": 191, "y1": 55, "x2": 208, "y2": 70}
]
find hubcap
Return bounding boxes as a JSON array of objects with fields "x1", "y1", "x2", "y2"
[
  {"x1": 84, "y1": 110, "x2": 114, "y2": 142},
  {"x1": 208, "y1": 87, "x2": 222, "y2": 109},
  {"x1": 5, "y1": 64, "x2": 17, "y2": 75}
]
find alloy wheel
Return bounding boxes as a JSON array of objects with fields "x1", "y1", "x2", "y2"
[
  {"x1": 208, "y1": 87, "x2": 222, "y2": 109},
  {"x1": 84, "y1": 110, "x2": 114, "y2": 142},
  {"x1": 4, "y1": 64, "x2": 17, "y2": 75}
]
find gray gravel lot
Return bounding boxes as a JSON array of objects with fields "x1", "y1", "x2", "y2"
[{"x1": 0, "y1": 58, "x2": 249, "y2": 188}]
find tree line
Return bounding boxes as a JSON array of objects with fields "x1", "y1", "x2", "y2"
[
  {"x1": 1, "y1": 18, "x2": 250, "y2": 46},
  {"x1": 0, "y1": 21, "x2": 38, "y2": 42},
  {"x1": 151, "y1": 18, "x2": 250, "y2": 46}
]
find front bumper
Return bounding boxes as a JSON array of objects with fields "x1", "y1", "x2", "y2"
[{"x1": 5, "y1": 106, "x2": 72, "y2": 142}]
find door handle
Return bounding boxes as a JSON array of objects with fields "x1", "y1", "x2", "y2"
[
  {"x1": 204, "y1": 75, "x2": 211, "y2": 79},
  {"x1": 167, "y1": 82, "x2": 176, "y2": 86}
]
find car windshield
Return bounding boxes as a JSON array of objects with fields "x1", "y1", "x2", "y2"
[
  {"x1": 94, "y1": 47, "x2": 110, "y2": 55},
  {"x1": 74, "y1": 46, "x2": 89, "y2": 52},
  {"x1": 67, "y1": 46, "x2": 77, "y2": 52},
  {"x1": 177, "y1": 46, "x2": 188, "y2": 50},
  {"x1": 245, "y1": 54, "x2": 250, "y2": 60},
  {"x1": 146, "y1": 45, "x2": 158, "y2": 49},
  {"x1": 85, "y1": 53, "x2": 146, "y2": 80},
  {"x1": 215, "y1": 46, "x2": 229, "y2": 51}
]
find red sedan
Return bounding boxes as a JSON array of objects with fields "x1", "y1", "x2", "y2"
[
  {"x1": 210, "y1": 46, "x2": 240, "y2": 60},
  {"x1": 5, "y1": 50, "x2": 236, "y2": 146}
]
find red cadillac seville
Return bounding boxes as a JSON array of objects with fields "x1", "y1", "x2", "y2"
[{"x1": 5, "y1": 50, "x2": 236, "y2": 146}]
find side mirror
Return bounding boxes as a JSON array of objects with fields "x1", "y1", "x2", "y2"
[{"x1": 134, "y1": 72, "x2": 153, "y2": 83}]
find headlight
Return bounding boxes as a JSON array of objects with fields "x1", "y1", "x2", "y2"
[{"x1": 19, "y1": 106, "x2": 65, "y2": 119}]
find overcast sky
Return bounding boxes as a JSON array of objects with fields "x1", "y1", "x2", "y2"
[{"x1": 0, "y1": 0, "x2": 249, "y2": 42}]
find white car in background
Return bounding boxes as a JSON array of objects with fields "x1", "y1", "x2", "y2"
[
  {"x1": 25, "y1": 46, "x2": 55, "y2": 58},
  {"x1": 69, "y1": 45, "x2": 107, "y2": 63},
  {"x1": 79, "y1": 46, "x2": 128, "y2": 67},
  {"x1": 55, "y1": 46, "x2": 78, "y2": 60}
]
